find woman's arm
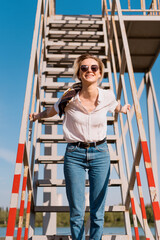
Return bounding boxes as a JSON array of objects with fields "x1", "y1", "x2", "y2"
[
  {"x1": 115, "y1": 102, "x2": 130, "y2": 114},
  {"x1": 29, "y1": 106, "x2": 57, "y2": 122}
]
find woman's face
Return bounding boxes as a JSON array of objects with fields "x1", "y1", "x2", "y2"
[{"x1": 78, "y1": 58, "x2": 101, "y2": 84}]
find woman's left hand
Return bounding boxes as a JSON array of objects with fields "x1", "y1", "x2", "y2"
[{"x1": 121, "y1": 104, "x2": 131, "y2": 114}]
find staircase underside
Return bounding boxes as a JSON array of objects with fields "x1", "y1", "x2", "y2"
[{"x1": 110, "y1": 15, "x2": 160, "y2": 72}]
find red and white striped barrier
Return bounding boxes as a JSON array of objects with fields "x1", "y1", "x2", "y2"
[
  {"x1": 130, "y1": 191, "x2": 140, "y2": 240},
  {"x1": 24, "y1": 191, "x2": 32, "y2": 240},
  {"x1": 17, "y1": 166, "x2": 29, "y2": 240},
  {"x1": 141, "y1": 141, "x2": 160, "y2": 235},
  {"x1": 6, "y1": 144, "x2": 25, "y2": 240},
  {"x1": 135, "y1": 166, "x2": 150, "y2": 240}
]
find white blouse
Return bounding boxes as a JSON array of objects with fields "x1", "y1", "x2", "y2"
[{"x1": 54, "y1": 88, "x2": 118, "y2": 143}]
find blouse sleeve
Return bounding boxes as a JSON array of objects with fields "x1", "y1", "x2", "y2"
[
  {"x1": 53, "y1": 95, "x2": 62, "y2": 114},
  {"x1": 108, "y1": 90, "x2": 118, "y2": 113}
]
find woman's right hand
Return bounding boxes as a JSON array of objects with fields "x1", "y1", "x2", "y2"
[{"x1": 29, "y1": 113, "x2": 39, "y2": 122}]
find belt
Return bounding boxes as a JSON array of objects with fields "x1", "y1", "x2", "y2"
[{"x1": 72, "y1": 138, "x2": 106, "y2": 149}]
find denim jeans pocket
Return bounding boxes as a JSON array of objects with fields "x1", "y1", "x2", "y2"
[
  {"x1": 66, "y1": 143, "x2": 78, "y2": 153},
  {"x1": 95, "y1": 141, "x2": 109, "y2": 152}
]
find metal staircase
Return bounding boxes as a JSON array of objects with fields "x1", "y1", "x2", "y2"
[{"x1": 5, "y1": 0, "x2": 160, "y2": 240}]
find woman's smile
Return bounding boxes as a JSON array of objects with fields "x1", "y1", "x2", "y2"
[{"x1": 79, "y1": 58, "x2": 101, "y2": 83}]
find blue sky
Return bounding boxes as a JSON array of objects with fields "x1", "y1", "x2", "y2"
[
  {"x1": 0, "y1": 0, "x2": 160, "y2": 208},
  {"x1": 0, "y1": 0, "x2": 104, "y2": 208}
]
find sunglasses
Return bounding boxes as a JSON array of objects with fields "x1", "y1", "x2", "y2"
[{"x1": 80, "y1": 65, "x2": 99, "y2": 72}]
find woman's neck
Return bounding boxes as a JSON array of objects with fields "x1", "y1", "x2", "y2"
[{"x1": 80, "y1": 83, "x2": 98, "y2": 100}]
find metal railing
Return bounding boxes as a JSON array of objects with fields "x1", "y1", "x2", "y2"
[
  {"x1": 102, "y1": 0, "x2": 160, "y2": 15},
  {"x1": 102, "y1": 0, "x2": 160, "y2": 239},
  {"x1": 5, "y1": 1, "x2": 56, "y2": 239},
  {"x1": 5, "y1": 0, "x2": 160, "y2": 239}
]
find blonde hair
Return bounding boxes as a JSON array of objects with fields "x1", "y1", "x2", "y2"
[{"x1": 73, "y1": 54, "x2": 104, "y2": 83}]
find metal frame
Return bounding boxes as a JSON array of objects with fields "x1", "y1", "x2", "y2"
[
  {"x1": 5, "y1": 0, "x2": 160, "y2": 239},
  {"x1": 102, "y1": 0, "x2": 160, "y2": 239}
]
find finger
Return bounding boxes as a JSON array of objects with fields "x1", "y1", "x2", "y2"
[{"x1": 29, "y1": 114, "x2": 34, "y2": 121}]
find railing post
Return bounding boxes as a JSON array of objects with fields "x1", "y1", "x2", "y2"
[
  {"x1": 49, "y1": 0, "x2": 56, "y2": 16},
  {"x1": 128, "y1": 0, "x2": 131, "y2": 10},
  {"x1": 140, "y1": 0, "x2": 146, "y2": 15},
  {"x1": 102, "y1": 0, "x2": 105, "y2": 17},
  {"x1": 115, "y1": 0, "x2": 160, "y2": 236}
]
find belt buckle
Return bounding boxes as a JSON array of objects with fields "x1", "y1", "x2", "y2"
[{"x1": 85, "y1": 142, "x2": 90, "y2": 148}]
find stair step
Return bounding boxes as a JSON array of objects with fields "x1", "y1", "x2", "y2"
[
  {"x1": 34, "y1": 205, "x2": 125, "y2": 212},
  {"x1": 36, "y1": 179, "x2": 122, "y2": 187},
  {"x1": 47, "y1": 30, "x2": 104, "y2": 37},
  {"x1": 46, "y1": 43, "x2": 105, "y2": 55},
  {"x1": 43, "y1": 67, "x2": 108, "y2": 78},
  {"x1": 47, "y1": 19, "x2": 103, "y2": 26},
  {"x1": 37, "y1": 153, "x2": 119, "y2": 164},
  {"x1": 40, "y1": 115, "x2": 114, "y2": 125},
  {"x1": 32, "y1": 235, "x2": 129, "y2": 240},
  {"x1": 47, "y1": 46, "x2": 104, "y2": 52},
  {"x1": 47, "y1": 38, "x2": 103, "y2": 43},
  {"x1": 38, "y1": 135, "x2": 118, "y2": 144},
  {"x1": 41, "y1": 82, "x2": 110, "y2": 92},
  {"x1": 47, "y1": 33, "x2": 104, "y2": 42},
  {"x1": 46, "y1": 41, "x2": 105, "y2": 48},
  {"x1": 42, "y1": 95, "x2": 119, "y2": 105},
  {"x1": 48, "y1": 30, "x2": 104, "y2": 34},
  {"x1": 50, "y1": 15, "x2": 103, "y2": 21},
  {"x1": 48, "y1": 22, "x2": 102, "y2": 31},
  {"x1": 49, "y1": 23, "x2": 102, "y2": 31},
  {"x1": 45, "y1": 54, "x2": 107, "y2": 61}
]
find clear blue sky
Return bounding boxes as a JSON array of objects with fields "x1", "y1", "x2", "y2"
[{"x1": 0, "y1": 0, "x2": 160, "y2": 208}]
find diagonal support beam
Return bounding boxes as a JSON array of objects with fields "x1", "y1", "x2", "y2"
[{"x1": 125, "y1": 139, "x2": 142, "y2": 208}]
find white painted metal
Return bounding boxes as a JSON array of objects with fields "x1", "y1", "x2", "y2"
[
  {"x1": 146, "y1": 72, "x2": 159, "y2": 201},
  {"x1": 6, "y1": 0, "x2": 160, "y2": 239}
]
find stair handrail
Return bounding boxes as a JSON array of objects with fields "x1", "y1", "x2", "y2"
[
  {"x1": 102, "y1": 0, "x2": 160, "y2": 238},
  {"x1": 5, "y1": 0, "x2": 49, "y2": 239},
  {"x1": 102, "y1": 0, "x2": 160, "y2": 15}
]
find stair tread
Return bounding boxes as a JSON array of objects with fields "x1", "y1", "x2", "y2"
[
  {"x1": 47, "y1": 19, "x2": 103, "y2": 25},
  {"x1": 36, "y1": 178, "x2": 122, "y2": 187},
  {"x1": 40, "y1": 115, "x2": 115, "y2": 127},
  {"x1": 45, "y1": 54, "x2": 107, "y2": 60},
  {"x1": 40, "y1": 115, "x2": 114, "y2": 121},
  {"x1": 48, "y1": 30, "x2": 104, "y2": 35},
  {"x1": 41, "y1": 82, "x2": 110, "y2": 91},
  {"x1": 34, "y1": 205, "x2": 126, "y2": 212},
  {"x1": 44, "y1": 66, "x2": 108, "y2": 72},
  {"x1": 49, "y1": 15, "x2": 103, "y2": 21},
  {"x1": 39, "y1": 135, "x2": 118, "y2": 143},
  {"x1": 46, "y1": 41, "x2": 105, "y2": 47},
  {"x1": 42, "y1": 98, "x2": 117, "y2": 106},
  {"x1": 32, "y1": 234, "x2": 129, "y2": 240},
  {"x1": 43, "y1": 67, "x2": 108, "y2": 78},
  {"x1": 37, "y1": 153, "x2": 120, "y2": 164}
]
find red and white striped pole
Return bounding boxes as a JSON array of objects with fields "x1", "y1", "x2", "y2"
[
  {"x1": 16, "y1": 166, "x2": 29, "y2": 240},
  {"x1": 5, "y1": 0, "x2": 44, "y2": 239},
  {"x1": 115, "y1": 0, "x2": 160, "y2": 236},
  {"x1": 24, "y1": 190, "x2": 32, "y2": 240},
  {"x1": 130, "y1": 191, "x2": 140, "y2": 240},
  {"x1": 6, "y1": 144, "x2": 25, "y2": 240},
  {"x1": 135, "y1": 166, "x2": 150, "y2": 240},
  {"x1": 141, "y1": 142, "x2": 160, "y2": 234}
]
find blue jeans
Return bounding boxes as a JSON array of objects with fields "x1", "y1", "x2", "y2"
[{"x1": 64, "y1": 141, "x2": 110, "y2": 240}]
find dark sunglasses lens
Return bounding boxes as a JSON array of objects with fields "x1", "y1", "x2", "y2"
[
  {"x1": 80, "y1": 65, "x2": 88, "y2": 72},
  {"x1": 80, "y1": 65, "x2": 99, "y2": 72},
  {"x1": 91, "y1": 65, "x2": 99, "y2": 72}
]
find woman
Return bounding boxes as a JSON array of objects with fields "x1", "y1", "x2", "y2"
[{"x1": 29, "y1": 54, "x2": 130, "y2": 240}]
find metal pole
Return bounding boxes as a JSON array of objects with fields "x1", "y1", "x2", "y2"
[{"x1": 115, "y1": 0, "x2": 160, "y2": 235}]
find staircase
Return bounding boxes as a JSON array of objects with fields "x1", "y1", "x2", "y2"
[
  {"x1": 31, "y1": 13, "x2": 131, "y2": 239},
  {"x1": 5, "y1": 0, "x2": 160, "y2": 240}
]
